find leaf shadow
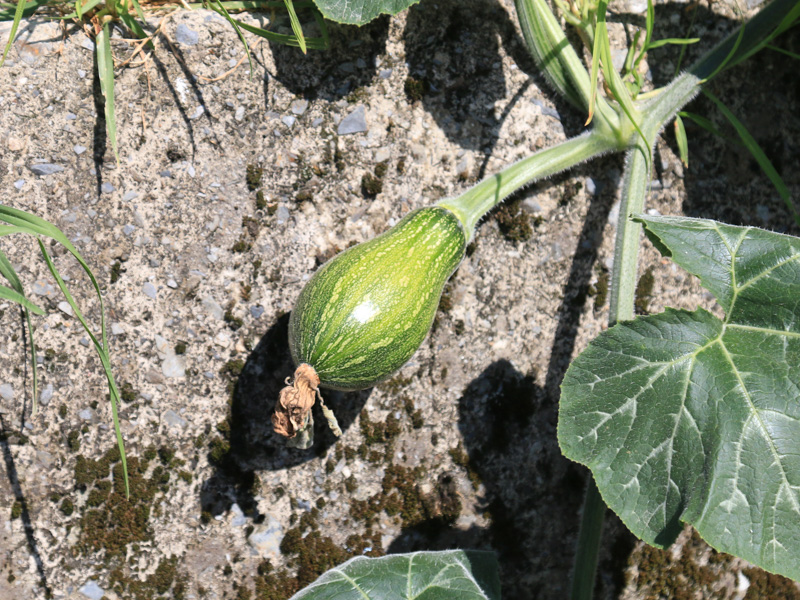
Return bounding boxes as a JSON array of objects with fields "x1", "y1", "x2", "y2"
[
  {"x1": 615, "y1": 2, "x2": 800, "y2": 234},
  {"x1": 401, "y1": 0, "x2": 587, "y2": 177},
  {"x1": 199, "y1": 313, "x2": 371, "y2": 518},
  {"x1": 267, "y1": 16, "x2": 391, "y2": 100}
]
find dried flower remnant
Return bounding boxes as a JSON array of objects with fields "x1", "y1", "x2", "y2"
[{"x1": 272, "y1": 364, "x2": 341, "y2": 448}]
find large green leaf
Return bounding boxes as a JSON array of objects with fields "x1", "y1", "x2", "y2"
[
  {"x1": 311, "y1": 0, "x2": 419, "y2": 25},
  {"x1": 289, "y1": 550, "x2": 500, "y2": 599},
  {"x1": 559, "y1": 216, "x2": 800, "y2": 580}
]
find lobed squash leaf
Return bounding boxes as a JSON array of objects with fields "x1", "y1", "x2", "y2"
[
  {"x1": 311, "y1": 0, "x2": 419, "y2": 25},
  {"x1": 288, "y1": 550, "x2": 500, "y2": 599},
  {"x1": 559, "y1": 216, "x2": 800, "y2": 581}
]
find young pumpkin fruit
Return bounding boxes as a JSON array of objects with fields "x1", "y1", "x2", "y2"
[{"x1": 273, "y1": 206, "x2": 467, "y2": 441}]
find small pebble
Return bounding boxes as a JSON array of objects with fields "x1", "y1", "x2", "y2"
[
  {"x1": 202, "y1": 297, "x2": 224, "y2": 320},
  {"x1": 379, "y1": 68, "x2": 393, "y2": 79},
  {"x1": 175, "y1": 24, "x2": 199, "y2": 46},
  {"x1": 79, "y1": 408, "x2": 93, "y2": 420},
  {"x1": 79, "y1": 581, "x2": 104, "y2": 600},
  {"x1": 290, "y1": 99, "x2": 309, "y2": 116},
  {"x1": 78, "y1": 69, "x2": 86, "y2": 78},
  {"x1": 123, "y1": 224, "x2": 136, "y2": 236},
  {"x1": 167, "y1": 279, "x2": 178, "y2": 289},
  {"x1": 14, "y1": 180, "x2": 25, "y2": 190},
  {"x1": 235, "y1": 106, "x2": 245, "y2": 121},
  {"x1": 189, "y1": 105, "x2": 205, "y2": 120},
  {"x1": 33, "y1": 281, "x2": 55, "y2": 296},
  {"x1": 276, "y1": 204, "x2": 290, "y2": 225},
  {"x1": 338, "y1": 105, "x2": 367, "y2": 135},
  {"x1": 30, "y1": 163, "x2": 64, "y2": 176},
  {"x1": 123, "y1": 191, "x2": 138, "y2": 201},
  {"x1": 79, "y1": 337, "x2": 90, "y2": 347},
  {"x1": 74, "y1": 145, "x2": 87, "y2": 155},
  {"x1": 281, "y1": 116, "x2": 296, "y2": 128},
  {"x1": 162, "y1": 355, "x2": 186, "y2": 378},
  {"x1": 248, "y1": 516, "x2": 283, "y2": 558},
  {"x1": 230, "y1": 503, "x2": 247, "y2": 527},
  {"x1": 142, "y1": 282, "x2": 158, "y2": 299},
  {"x1": 101, "y1": 182, "x2": 114, "y2": 193},
  {"x1": 58, "y1": 301, "x2": 73, "y2": 316},
  {"x1": 250, "y1": 305, "x2": 264, "y2": 319},
  {"x1": 164, "y1": 409, "x2": 187, "y2": 428},
  {"x1": 81, "y1": 38, "x2": 95, "y2": 52},
  {"x1": 0, "y1": 384, "x2": 14, "y2": 401}
]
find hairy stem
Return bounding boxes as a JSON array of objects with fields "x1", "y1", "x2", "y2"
[{"x1": 439, "y1": 130, "x2": 618, "y2": 237}]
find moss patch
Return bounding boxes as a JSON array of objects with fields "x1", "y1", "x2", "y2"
[
  {"x1": 404, "y1": 77, "x2": 429, "y2": 103},
  {"x1": 109, "y1": 555, "x2": 186, "y2": 600},
  {"x1": 495, "y1": 198, "x2": 533, "y2": 242},
  {"x1": 350, "y1": 465, "x2": 461, "y2": 532},
  {"x1": 246, "y1": 165, "x2": 263, "y2": 192},
  {"x1": 361, "y1": 162, "x2": 388, "y2": 198},
  {"x1": 634, "y1": 267, "x2": 656, "y2": 315},
  {"x1": 74, "y1": 447, "x2": 169, "y2": 558},
  {"x1": 630, "y1": 530, "x2": 737, "y2": 600},
  {"x1": 742, "y1": 566, "x2": 800, "y2": 599},
  {"x1": 591, "y1": 265, "x2": 610, "y2": 312}
]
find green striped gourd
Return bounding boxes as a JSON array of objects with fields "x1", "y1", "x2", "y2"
[{"x1": 289, "y1": 206, "x2": 467, "y2": 391}]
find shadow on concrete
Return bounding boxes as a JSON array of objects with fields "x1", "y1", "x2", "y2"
[
  {"x1": 200, "y1": 313, "x2": 371, "y2": 518},
  {"x1": 0, "y1": 310, "x2": 51, "y2": 596},
  {"x1": 401, "y1": 0, "x2": 586, "y2": 175},
  {"x1": 269, "y1": 16, "x2": 390, "y2": 100}
]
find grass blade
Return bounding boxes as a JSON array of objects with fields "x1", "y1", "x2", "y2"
[
  {"x1": 646, "y1": 37, "x2": 700, "y2": 49},
  {"x1": 0, "y1": 0, "x2": 42, "y2": 21},
  {"x1": 117, "y1": 0, "x2": 152, "y2": 49},
  {"x1": 210, "y1": 0, "x2": 254, "y2": 77},
  {"x1": 674, "y1": 114, "x2": 688, "y2": 167},
  {"x1": 96, "y1": 23, "x2": 120, "y2": 165},
  {"x1": 37, "y1": 240, "x2": 129, "y2": 497},
  {"x1": 282, "y1": 0, "x2": 306, "y2": 54},
  {"x1": 586, "y1": 16, "x2": 602, "y2": 126},
  {"x1": 703, "y1": 89, "x2": 799, "y2": 227},
  {"x1": 679, "y1": 110, "x2": 726, "y2": 140},
  {"x1": 767, "y1": 44, "x2": 800, "y2": 60},
  {"x1": 0, "y1": 206, "x2": 129, "y2": 497},
  {"x1": 0, "y1": 0, "x2": 26, "y2": 68},
  {"x1": 0, "y1": 283, "x2": 43, "y2": 315},
  {"x1": 703, "y1": 19, "x2": 746, "y2": 82},
  {"x1": 231, "y1": 17, "x2": 326, "y2": 49},
  {"x1": 0, "y1": 247, "x2": 42, "y2": 414},
  {"x1": 311, "y1": 5, "x2": 329, "y2": 49},
  {"x1": 130, "y1": 0, "x2": 146, "y2": 21}
]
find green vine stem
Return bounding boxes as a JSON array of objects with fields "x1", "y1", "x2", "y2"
[
  {"x1": 568, "y1": 1, "x2": 800, "y2": 598},
  {"x1": 439, "y1": 131, "x2": 620, "y2": 236}
]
